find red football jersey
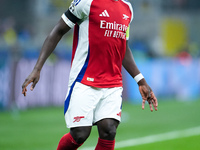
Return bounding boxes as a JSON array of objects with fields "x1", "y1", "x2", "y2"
[{"x1": 62, "y1": 0, "x2": 133, "y2": 88}]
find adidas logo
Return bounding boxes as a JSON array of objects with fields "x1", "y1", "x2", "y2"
[
  {"x1": 99, "y1": 10, "x2": 110, "y2": 17},
  {"x1": 123, "y1": 14, "x2": 129, "y2": 20}
]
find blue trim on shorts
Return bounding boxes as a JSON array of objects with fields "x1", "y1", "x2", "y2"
[{"x1": 64, "y1": 47, "x2": 90, "y2": 115}]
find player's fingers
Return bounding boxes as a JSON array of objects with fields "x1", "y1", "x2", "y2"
[
  {"x1": 154, "y1": 96, "x2": 158, "y2": 107},
  {"x1": 148, "y1": 100, "x2": 153, "y2": 112},
  {"x1": 153, "y1": 98, "x2": 158, "y2": 111},
  {"x1": 152, "y1": 95, "x2": 158, "y2": 107},
  {"x1": 22, "y1": 79, "x2": 28, "y2": 89},
  {"x1": 142, "y1": 99, "x2": 146, "y2": 110},
  {"x1": 22, "y1": 79, "x2": 33, "y2": 89},
  {"x1": 22, "y1": 79, "x2": 33, "y2": 96},
  {"x1": 152, "y1": 100, "x2": 157, "y2": 111},
  {"x1": 30, "y1": 79, "x2": 38, "y2": 91},
  {"x1": 22, "y1": 87, "x2": 27, "y2": 96},
  {"x1": 22, "y1": 81, "x2": 28, "y2": 96},
  {"x1": 151, "y1": 92, "x2": 158, "y2": 111}
]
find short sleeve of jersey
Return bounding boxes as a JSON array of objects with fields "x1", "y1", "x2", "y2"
[
  {"x1": 125, "y1": 0, "x2": 134, "y2": 23},
  {"x1": 62, "y1": 0, "x2": 89, "y2": 28}
]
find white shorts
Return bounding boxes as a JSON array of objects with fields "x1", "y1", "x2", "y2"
[{"x1": 64, "y1": 82, "x2": 123, "y2": 128}]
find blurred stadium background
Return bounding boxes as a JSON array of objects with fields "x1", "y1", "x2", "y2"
[{"x1": 0, "y1": 0, "x2": 200, "y2": 149}]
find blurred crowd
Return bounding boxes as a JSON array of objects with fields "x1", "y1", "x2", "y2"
[{"x1": 0, "y1": 0, "x2": 200, "y2": 59}]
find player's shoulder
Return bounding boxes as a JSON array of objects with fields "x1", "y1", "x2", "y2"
[
  {"x1": 121, "y1": 0, "x2": 133, "y2": 11},
  {"x1": 121, "y1": 0, "x2": 133, "y2": 21},
  {"x1": 70, "y1": 0, "x2": 92, "y2": 7},
  {"x1": 69, "y1": 0, "x2": 93, "y2": 12},
  {"x1": 121, "y1": 0, "x2": 132, "y2": 5}
]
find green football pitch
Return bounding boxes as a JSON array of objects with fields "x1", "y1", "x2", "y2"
[{"x1": 0, "y1": 99, "x2": 200, "y2": 150}]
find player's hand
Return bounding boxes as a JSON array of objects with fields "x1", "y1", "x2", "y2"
[
  {"x1": 139, "y1": 84, "x2": 158, "y2": 112},
  {"x1": 22, "y1": 69, "x2": 40, "y2": 96}
]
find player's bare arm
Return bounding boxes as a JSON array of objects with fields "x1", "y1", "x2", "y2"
[
  {"x1": 122, "y1": 41, "x2": 158, "y2": 111},
  {"x1": 22, "y1": 19, "x2": 71, "y2": 96}
]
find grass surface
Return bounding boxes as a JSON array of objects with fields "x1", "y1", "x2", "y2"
[
  {"x1": 0, "y1": 99, "x2": 200, "y2": 150},
  {"x1": 118, "y1": 135, "x2": 200, "y2": 150}
]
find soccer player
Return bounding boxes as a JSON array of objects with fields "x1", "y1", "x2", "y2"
[{"x1": 22, "y1": 0, "x2": 158, "y2": 149}]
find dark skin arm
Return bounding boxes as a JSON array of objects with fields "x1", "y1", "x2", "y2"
[
  {"x1": 22, "y1": 19, "x2": 71, "y2": 96},
  {"x1": 123, "y1": 41, "x2": 158, "y2": 111}
]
